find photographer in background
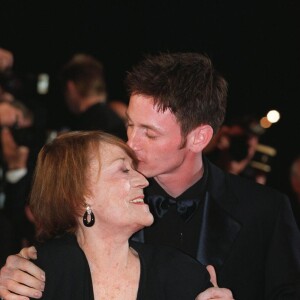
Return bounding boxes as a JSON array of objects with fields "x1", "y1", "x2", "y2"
[
  {"x1": 204, "y1": 115, "x2": 276, "y2": 185},
  {"x1": 0, "y1": 100, "x2": 36, "y2": 259},
  {"x1": 0, "y1": 48, "x2": 43, "y2": 265}
]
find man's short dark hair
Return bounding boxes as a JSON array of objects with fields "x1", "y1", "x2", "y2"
[{"x1": 125, "y1": 52, "x2": 228, "y2": 137}]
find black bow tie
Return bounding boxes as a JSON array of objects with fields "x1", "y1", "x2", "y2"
[{"x1": 147, "y1": 195, "x2": 200, "y2": 222}]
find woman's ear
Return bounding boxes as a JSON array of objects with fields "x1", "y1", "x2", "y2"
[{"x1": 187, "y1": 125, "x2": 214, "y2": 153}]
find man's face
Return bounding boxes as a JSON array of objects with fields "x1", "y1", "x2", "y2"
[{"x1": 126, "y1": 94, "x2": 189, "y2": 179}]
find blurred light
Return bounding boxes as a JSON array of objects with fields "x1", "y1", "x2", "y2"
[
  {"x1": 267, "y1": 110, "x2": 280, "y2": 123},
  {"x1": 37, "y1": 73, "x2": 49, "y2": 95},
  {"x1": 260, "y1": 117, "x2": 272, "y2": 128}
]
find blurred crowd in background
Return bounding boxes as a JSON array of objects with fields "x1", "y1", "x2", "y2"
[{"x1": 0, "y1": 47, "x2": 299, "y2": 266}]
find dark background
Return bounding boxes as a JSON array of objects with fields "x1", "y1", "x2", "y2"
[{"x1": 1, "y1": 0, "x2": 300, "y2": 192}]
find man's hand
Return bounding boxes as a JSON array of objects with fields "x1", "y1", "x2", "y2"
[
  {"x1": 0, "y1": 247, "x2": 45, "y2": 300},
  {"x1": 195, "y1": 265, "x2": 234, "y2": 299}
]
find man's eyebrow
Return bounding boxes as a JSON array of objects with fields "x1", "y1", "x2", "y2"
[{"x1": 125, "y1": 112, "x2": 161, "y2": 132}]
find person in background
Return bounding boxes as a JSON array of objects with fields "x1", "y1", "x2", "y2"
[
  {"x1": 0, "y1": 100, "x2": 36, "y2": 257},
  {"x1": 289, "y1": 155, "x2": 300, "y2": 229},
  {"x1": 204, "y1": 115, "x2": 276, "y2": 185},
  {"x1": 0, "y1": 48, "x2": 48, "y2": 265},
  {"x1": 0, "y1": 48, "x2": 13, "y2": 74},
  {"x1": 1, "y1": 52, "x2": 300, "y2": 299},
  {"x1": 55, "y1": 53, "x2": 126, "y2": 140}
]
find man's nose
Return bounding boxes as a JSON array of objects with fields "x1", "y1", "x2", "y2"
[{"x1": 127, "y1": 129, "x2": 138, "y2": 150}]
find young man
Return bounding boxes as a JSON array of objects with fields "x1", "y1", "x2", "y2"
[{"x1": 1, "y1": 53, "x2": 300, "y2": 299}]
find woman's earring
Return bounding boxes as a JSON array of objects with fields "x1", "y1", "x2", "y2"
[{"x1": 83, "y1": 205, "x2": 95, "y2": 227}]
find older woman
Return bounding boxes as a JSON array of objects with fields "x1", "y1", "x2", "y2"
[{"x1": 27, "y1": 131, "x2": 231, "y2": 300}]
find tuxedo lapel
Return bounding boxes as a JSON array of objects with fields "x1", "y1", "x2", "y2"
[
  {"x1": 195, "y1": 159, "x2": 242, "y2": 269},
  {"x1": 196, "y1": 191, "x2": 241, "y2": 269}
]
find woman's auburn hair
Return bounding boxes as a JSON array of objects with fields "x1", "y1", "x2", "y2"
[{"x1": 30, "y1": 130, "x2": 137, "y2": 240}]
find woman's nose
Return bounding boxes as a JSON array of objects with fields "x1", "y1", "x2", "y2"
[{"x1": 133, "y1": 171, "x2": 149, "y2": 188}]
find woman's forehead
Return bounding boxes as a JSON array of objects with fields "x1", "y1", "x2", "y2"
[{"x1": 99, "y1": 143, "x2": 131, "y2": 164}]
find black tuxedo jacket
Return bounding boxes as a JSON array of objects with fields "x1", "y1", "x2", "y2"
[{"x1": 133, "y1": 160, "x2": 300, "y2": 299}]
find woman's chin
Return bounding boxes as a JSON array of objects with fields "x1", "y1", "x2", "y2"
[
  {"x1": 143, "y1": 214, "x2": 154, "y2": 227},
  {"x1": 134, "y1": 215, "x2": 154, "y2": 231}
]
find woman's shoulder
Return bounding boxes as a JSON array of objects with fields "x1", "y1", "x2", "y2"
[
  {"x1": 131, "y1": 241, "x2": 198, "y2": 261},
  {"x1": 35, "y1": 234, "x2": 86, "y2": 267},
  {"x1": 36, "y1": 233, "x2": 78, "y2": 250},
  {"x1": 34, "y1": 235, "x2": 94, "y2": 299},
  {"x1": 130, "y1": 241, "x2": 211, "y2": 299},
  {"x1": 130, "y1": 241, "x2": 208, "y2": 275}
]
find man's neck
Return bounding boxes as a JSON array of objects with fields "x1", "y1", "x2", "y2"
[{"x1": 154, "y1": 154, "x2": 204, "y2": 198}]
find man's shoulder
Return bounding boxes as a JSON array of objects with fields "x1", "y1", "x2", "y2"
[
  {"x1": 207, "y1": 159, "x2": 289, "y2": 218},
  {"x1": 207, "y1": 158, "x2": 286, "y2": 199},
  {"x1": 228, "y1": 171, "x2": 286, "y2": 200}
]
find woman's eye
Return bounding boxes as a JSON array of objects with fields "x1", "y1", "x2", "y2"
[{"x1": 122, "y1": 168, "x2": 130, "y2": 173}]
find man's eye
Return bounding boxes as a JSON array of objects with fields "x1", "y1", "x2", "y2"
[
  {"x1": 146, "y1": 133, "x2": 157, "y2": 139},
  {"x1": 122, "y1": 168, "x2": 130, "y2": 173}
]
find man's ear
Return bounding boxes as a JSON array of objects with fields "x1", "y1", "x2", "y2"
[{"x1": 187, "y1": 125, "x2": 214, "y2": 153}]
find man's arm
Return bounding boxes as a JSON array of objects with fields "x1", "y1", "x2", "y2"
[{"x1": 0, "y1": 247, "x2": 45, "y2": 300}]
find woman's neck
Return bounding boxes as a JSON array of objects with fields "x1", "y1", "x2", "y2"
[
  {"x1": 76, "y1": 228, "x2": 140, "y2": 300},
  {"x1": 76, "y1": 228, "x2": 132, "y2": 270}
]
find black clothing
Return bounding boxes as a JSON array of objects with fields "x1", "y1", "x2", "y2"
[
  {"x1": 132, "y1": 157, "x2": 300, "y2": 299},
  {"x1": 145, "y1": 171, "x2": 207, "y2": 258},
  {"x1": 69, "y1": 103, "x2": 127, "y2": 140},
  {"x1": 2, "y1": 171, "x2": 35, "y2": 253},
  {"x1": 0, "y1": 211, "x2": 14, "y2": 267},
  {"x1": 289, "y1": 195, "x2": 300, "y2": 230},
  {"x1": 33, "y1": 234, "x2": 211, "y2": 300}
]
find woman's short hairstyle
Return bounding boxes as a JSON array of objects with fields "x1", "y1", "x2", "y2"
[{"x1": 30, "y1": 130, "x2": 138, "y2": 240}]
